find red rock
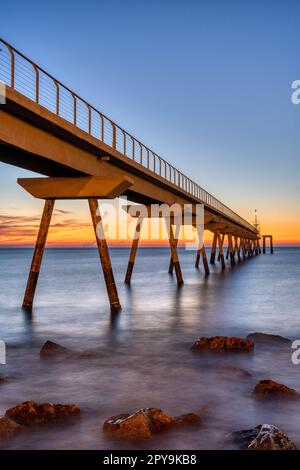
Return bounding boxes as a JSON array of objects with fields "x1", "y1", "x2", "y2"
[
  {"x1": 103, "y1": 408, "x2": 175, "y2": 439},
  {"x1": 0, "y1": 417, "x2": 24, "y2": 439},
  {"x1": 192, "y1": 336, "x2": 254, "y2": 352},
  {"x1": 253, "y1": 380, "x2": 299, "y2": 399},
  {"x1": 6, "y1": 401, "x2": 80, "y2": 426},
  {"x1": 174, "y1": 412, "x2": 201, "y2": 425}
]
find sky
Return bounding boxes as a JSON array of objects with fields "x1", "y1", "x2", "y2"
[{"x1": 0, "y1": 0, "x2": 300, "y2": 246}]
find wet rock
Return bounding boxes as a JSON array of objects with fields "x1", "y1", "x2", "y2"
[
  {"x1": 40, "y1": 341, "x2": 73, "y2": 359},
  {"x1": 253, "y1": 380, "x2": 299, "y2": 399},
  {"x1": 222, "y1": 365, "x2": 252, "y2": 377},
  {"x1": 6, "y1": 401, "x2": 80, "y2": 426},
  {"x1": 0, "y1": 417, "x2": 24, "y2": 439},
  {"x1": 233, "y1": 424, "x2": 297, "y2": 450},
  {"x1": 247, "y1": 332, "x2": 291, "y2": 345},
  {"x1": 192, "y1": 336, "x2": 254, "y2": 353},
  {"x1": 174, "y1": 412, "x2": 201, "y2": 425},
  {"x1": 104, "y1": 407, "x2": 202, "y2": 439},
  {"x1": 0, "y1": 376, "x2": 6, "y2": 384},
  {"x1": 40, "y1": 340, "x2": 96, "y2": 360}
]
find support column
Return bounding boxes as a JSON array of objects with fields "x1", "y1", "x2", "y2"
[
  {"x1": 125, "y1": 216, "x2": 143, "y2": 284},
  {"x1": 89, "y1": 198, "x2": 121, "y2": 312},
  {"x1": 263, "y1": 236, "x2": 266, "y2": 254},
  {"x1": 217, "y1": 232, "x2": 226, "y2": 269},
  {"x1": 166, "y1": 220, "x2": 183, "y2": 285},
  {"x1": 168, "y1": 224, "x2": 180, "y2": 273},
  {"x1": 195, "y1": 242, "x2": 210, "y2": 275},
  {"x1": 235, "y1": 236, "x2": 241, "y2": 261},
  {"x1": 228, "y1": 234, "x2": 235, "y2": 265},
  {"x1": 210, "y1": 232, "x2": 218, "y2": 264},
  {"x1": 218, "y1": 234, "x2": 225, "y2": 261},
  {"x1": 270, "y1": 236, "x2": 274, "y2": 254},
  {"x1": 23, "y1": 199, "x2": 55, "y2": 309}
]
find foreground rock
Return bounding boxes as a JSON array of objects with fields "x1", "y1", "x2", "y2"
[
  {"x1": 233, "y1": 424, "x2": 297, "y2": 450},
  {"x1": 192, "y1": 336, "x2": 254, "y2": 353},
  {"x1": 103, "y1": 408, "x2": 201, "y2": 439},
  {"x1": 0, "y1": 417, "x2": 24, "y2": 439},
  {"x1": 40, "y1": 340, "x2": 95, "y2": 360},
  {"x1": 247, "y1": 332, "x2": 291, "y2": 345},
  {"x1": 253, "y1": 380, "x2": 299, "y2": 399},
  {"x1": 6, "y1": 401, "x2": 80, "y2": 426}
]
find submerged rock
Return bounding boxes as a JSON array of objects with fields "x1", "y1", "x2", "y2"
[
  {"x1": 192, "y1": 336, "x2": 254, "y2": 353},
  {"x1": 0, "y1": 376, "x2": 5, "y2": 384},
  {"x1": 40, "y1": 340, "x2": 96, "y2": 360},
  {"x1": 0, "y1": 417, "x2": 24, "y2": 439},
  {"x1": 174, "y1": 412, "x2": 201, "y2": 425},
  {"x1": 40, "y1": 341, "x2": 73, "y2": 359},
  {"x1": 253, "y1": 380, "x2": 299, "y2": 399},
  {"x1": 233, "y1": 424, "x2": 297, "y2": 450},
  {"x1": 103, "y1": 408, "x2": 201, "y2": 439},
  {"x1": 6, "y1": 401, "x2": 80, "y2": 426},
  {"x1": 247, "y1": 332, "x2": 291, "y2": 345},
  {"x1": 222, "y1": 365, "x2": 252, "y2": 377}
]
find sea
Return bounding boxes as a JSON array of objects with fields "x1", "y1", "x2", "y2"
[{"x1": 0, "y1": 246, "x2": 299, "y2": 449}]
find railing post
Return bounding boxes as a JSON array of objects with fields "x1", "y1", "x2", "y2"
[{"x1": 33, "y1": 65, "x2": 39, "y2": 103}]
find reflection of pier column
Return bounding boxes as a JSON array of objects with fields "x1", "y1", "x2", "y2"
[
  {"x1": 23, "y1": 199, "x2": 55, "y2": 309},
  {"x1": 125, "y1": 216, "x2": 143, "y2": 284},
  {"x1": 89, "y1": 198, "x2": 121, "y2": 312}
]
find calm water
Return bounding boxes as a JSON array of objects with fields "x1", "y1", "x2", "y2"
[{"x1": 0, "y1": 246, "x2": 299, "y2": 449}]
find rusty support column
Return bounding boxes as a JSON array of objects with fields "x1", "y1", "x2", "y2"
[
  {"x1": 218, "y1": 234, "x2": 225, "y2": 261},
  {"x1": 217, "y1": 232, "x2": 225, "y2": 269},
  {"x1": 168, "y1": 224, "x2": 180, "y2": 273},
  {"x1": 125, "y1": 217, "x2": 143, "y2": 284},
  {"x1": 210, "y1": 232, "x2": 218, "y2": 264},
  {"x1": 228, "y1": 234, "x2": 235, "y2": 265},
  {"x1": 166, "y1": 219, "x2": 183, "y2": 285},
  {"x1": 270, "y1": 236, "x2": 274, "y2": 254},
  {"x1": 23, "y1": 199, "x2": 55, "y2": 309},
  {"x1": 195, "y1": 243, "x2": 210, "y2": 275},
  {"x1": 235, "y1": 236, "x2": 241, "y2": 261},
  {"x1": 89, "y1": 198, "x2": 121, "y2": 312}
]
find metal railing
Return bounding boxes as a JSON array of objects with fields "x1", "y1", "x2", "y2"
[{"x1": 0, "y1": 38, "x2": 256, "y2": 233}]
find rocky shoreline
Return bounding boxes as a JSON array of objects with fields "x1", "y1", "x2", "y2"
[{"x1": 0, "y1": 332, "x2": 298, "y2": 450}]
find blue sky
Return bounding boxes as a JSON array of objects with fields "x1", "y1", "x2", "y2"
[{"x1": 1, "y1": 0, "x2": 300, "y2": 242}]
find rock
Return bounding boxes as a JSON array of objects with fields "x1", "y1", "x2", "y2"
[
  {"x1": 104, "y1": 408, "x2": 201, "y2": 439},
  {"x1": 174, "y1": 412, "x2": 201, "y2": 425},
  {"x1": 253, "y1": 380, "x2": 299, "y2": 399},
  {"x1": 0, "y1": 376, "x2": 5, "y2": 384},
  {"x1": 6, "y1": 401, "x2": 80, "y2": 426},
  {"x1": 103, "y1": 408, "x2": 174, "y2": 439},
  {"x1": 40, "y1": 340, "x2": 96, "y2": 360},
  {"x1": 40, "y1": 341, "x2": 73, "y2": 359},
  {"x1": 232, "y1": 424, "x2": 297, "y2": 450},
  {"x1": 0, "y1": 417, "x2": 24, "y2": 439},
  {"x1": 192, "y1": 336, "x2": 254, "y2": 353},
  {"x1": 222, "y1": 365, "x2": 252, "y2": 377},
  {"x1": 247, "y1": 332, "x2": 291, "y2": 345}
]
